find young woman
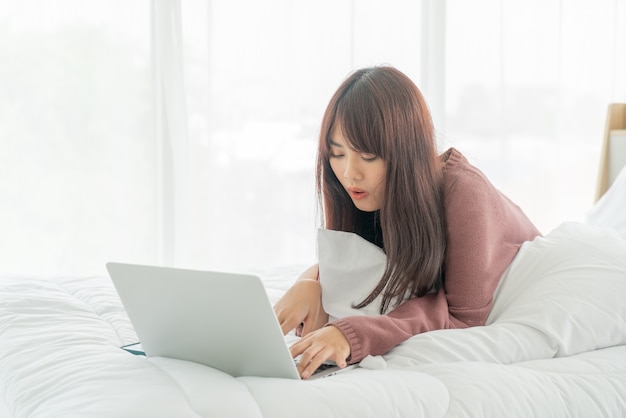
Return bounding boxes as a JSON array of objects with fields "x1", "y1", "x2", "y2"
[{"x1": 273, "y1": 66, "x2": 541, "y2": 379}]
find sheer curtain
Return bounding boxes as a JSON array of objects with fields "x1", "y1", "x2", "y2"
[
  {"x1": 0, "y1": 1, "x2": 156, "y2": 275},
  {"x1": 1, "y1": 1, "x2": 624, "y2": 276},
  {"x1": 442, "y1": 0, "x2": 626, "y2": 233}
]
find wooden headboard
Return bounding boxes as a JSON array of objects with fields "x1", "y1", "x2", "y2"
[{"x1": 596, "y1": 103, "x2": 626, "y2": 201}]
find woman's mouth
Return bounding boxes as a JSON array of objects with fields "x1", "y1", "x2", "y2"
[{"x1": 347, "y1": 187, "x2": 369, "y2": 200}]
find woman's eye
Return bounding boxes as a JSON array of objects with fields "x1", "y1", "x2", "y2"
[
  {"x1": 329, "y1": 152, "x2": 344, "y2": 158},
  {"x1": 361, "y1": 155, "x2": 378, "y2": 162}
]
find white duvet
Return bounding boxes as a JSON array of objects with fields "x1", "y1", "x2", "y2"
[{"x1": 1, "y1": 221, "x2": 626, "y2": 417}]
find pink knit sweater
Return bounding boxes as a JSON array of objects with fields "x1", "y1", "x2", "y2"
[{"x1": 330, "y1": 148, "x2": 541, "y2": 363}]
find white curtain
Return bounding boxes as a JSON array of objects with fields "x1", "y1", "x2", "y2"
[
  {"x1": 1, "y1": 0, "x2": 625, "y2": 276},
  {"x1": 0, "y1": 1, "x2": 156, "y2": 275},
  {"x1": 442, "y1": 0, "x2": 626, "y2": 232},
  {"x1": 152, "y1": 0, "x2": 189, "y2": 265}
]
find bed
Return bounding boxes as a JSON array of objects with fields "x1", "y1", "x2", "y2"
[{"x1": 1, "y1": 169, "x2": 626, "y2": 417}]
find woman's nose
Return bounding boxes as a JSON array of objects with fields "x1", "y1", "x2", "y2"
[{"x1": 343, "y1": 157, "x2": 363, "y2": 182}]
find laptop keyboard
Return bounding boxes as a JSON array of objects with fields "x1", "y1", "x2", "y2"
[{"x1": 294, "y1": 359, "x2": 338, "y2": 375}]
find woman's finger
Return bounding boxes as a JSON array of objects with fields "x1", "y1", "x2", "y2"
[{"x1": 298, "y1": 346, "x2": 329, "y2": 379}]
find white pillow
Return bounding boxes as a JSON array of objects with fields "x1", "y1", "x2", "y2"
[
  {"x1": 317, "y1": 229, "x2": 387, "y2": 320},
  {"x1": 488, "y1": 221, "x2": 626, "y2": 357},
  {"x1": 587, "y1": 166, "x2": 626, "y2": 240}
]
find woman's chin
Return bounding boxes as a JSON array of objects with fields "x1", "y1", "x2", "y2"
[{"x1": 352, "y1": 200, "x2": 380, "y2": 212}]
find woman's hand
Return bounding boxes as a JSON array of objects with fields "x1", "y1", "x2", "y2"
[
  {"x1": 273, "y1": 278, "x2": 329, "y2": 336},
  {"x1": 289, "y1": 326, "x2": 351, "y2": 379}
]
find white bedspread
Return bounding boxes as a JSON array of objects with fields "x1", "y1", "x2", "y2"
[{"x1": 1, "y1": 222, "x2": 626, "y2": 417}]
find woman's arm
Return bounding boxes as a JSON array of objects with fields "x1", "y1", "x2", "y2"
[
  {"x1": 273, "y1": 264, "x2": 329, "y2": 336},
  {"x1": 289, "y1": 289, "x2": 452, "y2": 378},
  {"x1": 296, "y1": 264, "x2": 320, "y2": 282},
  {"x1": 329, "y1": 290, "x2": 453, "y2": 363}
]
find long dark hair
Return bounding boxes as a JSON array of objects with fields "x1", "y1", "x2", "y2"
[{"x1": 316, "y1": 66, "x2": 446, "y2": 313}]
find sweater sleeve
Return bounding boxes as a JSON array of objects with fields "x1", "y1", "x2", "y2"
[
  {"x1": 329, "y1": 148, "x2": 541, "y2": 364},
  {"x1": 330, "y1": 288, "x2": 456, "y2": 363}
]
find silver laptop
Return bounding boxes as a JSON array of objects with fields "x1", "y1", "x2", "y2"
[{"x1": 106, "y1": 262, "x2": 353, "y2": 380}]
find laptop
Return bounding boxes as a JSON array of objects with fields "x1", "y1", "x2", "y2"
[{"x1": 106, "y1": 262, "x2": 355, "y2": 380}]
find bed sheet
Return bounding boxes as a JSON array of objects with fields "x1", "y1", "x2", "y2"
[
  {"x1": 0, "y1": 272, "x2": 447, "y2": 418},
  {"x1": 2, "y1": 219, "x2": 626, "y2": 418}
]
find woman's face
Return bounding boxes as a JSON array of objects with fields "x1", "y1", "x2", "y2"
[{"x1": 328, "y1": 124, "x2": 386, "y2": 212}]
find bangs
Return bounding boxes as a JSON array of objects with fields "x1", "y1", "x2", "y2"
[{"x1": 328, "y1": 79, "x2": 386, "y2": 158}]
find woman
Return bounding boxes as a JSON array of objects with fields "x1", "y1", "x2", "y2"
[{"x1": 274, "y1": 66, "x2": 540, "y2": 379}]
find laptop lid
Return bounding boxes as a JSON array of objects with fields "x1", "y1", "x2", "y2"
[{"x1": 106, "y1": 262, "x2": 301, "y2": 379}]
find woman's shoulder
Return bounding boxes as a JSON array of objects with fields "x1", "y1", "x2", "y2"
[
  {"x1": 438, "y1": 147, "x2": 523, "y2": 225},
  {"x1": 439, "y1": 147, "x2": 490, "y2": 191},
  {"x1": 439, "y1": 147, "x2": 541, "y2": 237}
]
